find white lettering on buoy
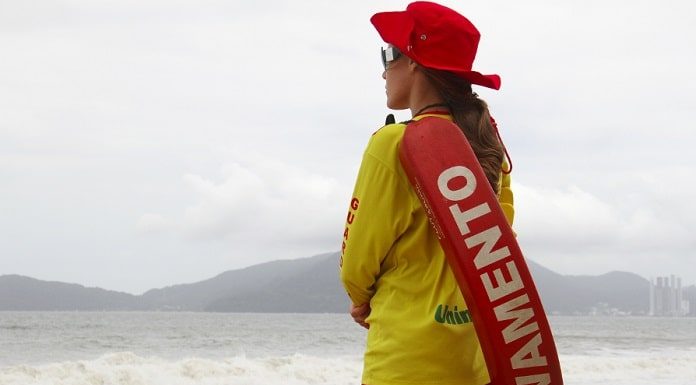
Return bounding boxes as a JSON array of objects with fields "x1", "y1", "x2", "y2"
[
  {"x1": 511, "y1": 333, "x2": 548, "y2": 369},
  {"x1": 437, "y1": 166, "x2": 476, "y2": 201},
  {"x1": 465, "y1": 225, "x2": 510, "y2": 269},
  {"x1": 494, "y1": 293, "x2": 539, "y2": 344},
  {"x1": 483, "y1": 261, "x2": 524, "y2": 303},
  {"x1": 435, "y1": 164, "x2": 551, "y2": 384},
  {"x1": 450, "y1": 203, "x2": 491, "y2": 236},
  {"x1": 515, "y1": 374, "x2": 551, "y2": 385}
]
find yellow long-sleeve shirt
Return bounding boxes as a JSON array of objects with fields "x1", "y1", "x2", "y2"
[{"x1": 340, "y1": 114, "x2": 514, "y2": 385}]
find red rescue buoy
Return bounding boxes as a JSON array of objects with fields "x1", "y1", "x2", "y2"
[{"x1": 399, "y1": 116, "x2": 563, "y2": 385}]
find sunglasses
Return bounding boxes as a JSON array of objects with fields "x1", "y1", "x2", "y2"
[{"x1": 381, "y1": 46, "x2": 402, "y2": 70}]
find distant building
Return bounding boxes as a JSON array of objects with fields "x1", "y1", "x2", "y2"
[
  {"x1": 649, "y1": 275, "x2": 690, "y2": 316},
  {"x1": 686, "y1": 287, "x2": 696, "y2": 317}
]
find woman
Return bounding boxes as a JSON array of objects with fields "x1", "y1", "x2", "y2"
[{"x1": 340, "y1": 2, "x2": 514, "y2": 385}]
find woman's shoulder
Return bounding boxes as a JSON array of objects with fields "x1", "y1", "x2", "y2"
[{"x1": 367, "y1": 122, "x2": 407, "y2": 155}]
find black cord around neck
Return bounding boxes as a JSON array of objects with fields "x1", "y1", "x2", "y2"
[{"x1": 413, "y1": 103, "x2": 449, "y2": 117}]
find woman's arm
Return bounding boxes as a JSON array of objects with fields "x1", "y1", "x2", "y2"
[{"x1": 340, "y1": 135, "x2": 412, "y2": 310}]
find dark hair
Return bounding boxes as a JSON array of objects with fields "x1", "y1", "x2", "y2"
[{"x1": 420, "y1": 67, "x2": 504, "y2": 193}]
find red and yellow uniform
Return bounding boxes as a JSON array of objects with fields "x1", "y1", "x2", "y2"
[{"x1": 340, "y1": 113, "x2": 514, "y2": 385}]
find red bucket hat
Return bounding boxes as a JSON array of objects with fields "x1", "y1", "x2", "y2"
[{"x1": 371, "y1": 1, "x2": 501, "y2": 90}]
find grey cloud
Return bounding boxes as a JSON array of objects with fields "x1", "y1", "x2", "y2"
[{"x1": 1, "y1": 0, "x2": 695, "y2": 293}]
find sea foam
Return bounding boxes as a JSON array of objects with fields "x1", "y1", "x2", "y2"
[
  {"x1": 1, "y1": 350, "x2": 694, "y2": 385},
  {"x1": 0, "y1": 352, "x2": 363, "y2": 385},
  {"x1": 560, "y1": 349, "x2": 696, "y2": 385}
]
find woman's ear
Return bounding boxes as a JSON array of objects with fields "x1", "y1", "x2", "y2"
[{"x1": 408, "y1": 58, "x2": 419, "y2": 73}]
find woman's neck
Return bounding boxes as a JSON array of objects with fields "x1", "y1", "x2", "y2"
[{"x1": 409, "y1": 73, "x2": 448, "y2": 117}]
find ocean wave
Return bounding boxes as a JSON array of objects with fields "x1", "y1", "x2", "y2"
[
  {"x1": 0, "y1": 352, "x2": 363, "y2": 385},
  {"x1": 1, "y1": 350, "x2": 694, "y2": 385},
  {"x1": 560, "y1": 350, "x2": 696, "y2": 385},
  {"x1": 0, "y1": 325, "x2": 33, "y2": 331}
]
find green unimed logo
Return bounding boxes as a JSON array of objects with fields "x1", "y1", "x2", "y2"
[{"x1": 434, "y1": 304, "x2": 471, "y2": 325}]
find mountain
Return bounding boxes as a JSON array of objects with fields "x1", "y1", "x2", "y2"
[
  {"x1": 140, "y1": 252, "x2": 345, "y2": 312},
  {"x1": 0, "y1": 275, "x2": 143, "y2": 311},
  {"x1": 205, "y1": 252, "x2": 347, "y2": 312},
  {"x1": 527, "y1": 261, "x2": 650, "y2": 314},
  {"x1": 0, "y1": 252, "x2": 664, "y2": 314}
]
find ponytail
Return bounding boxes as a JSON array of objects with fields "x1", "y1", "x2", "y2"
[{"x1": 420, "y1": 68, "x2": 504, "y2": 193}]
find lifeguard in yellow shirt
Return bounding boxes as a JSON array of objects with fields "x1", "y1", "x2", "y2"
[{"x1": 340, "y1": 2, "x2": 514, "y2": 385}]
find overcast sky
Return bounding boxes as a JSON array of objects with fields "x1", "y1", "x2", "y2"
[{"x1": 1, "y1": 0, "x2": 695, "y2": 294}]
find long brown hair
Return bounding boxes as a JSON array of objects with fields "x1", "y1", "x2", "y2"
[{"x1": 420, "y1": 67, "x2": 503, "y2": 194}]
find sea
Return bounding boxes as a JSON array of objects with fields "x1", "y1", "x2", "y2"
[{"x1": 0, "y1": 312, "x2": 694, "y2": 385}]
